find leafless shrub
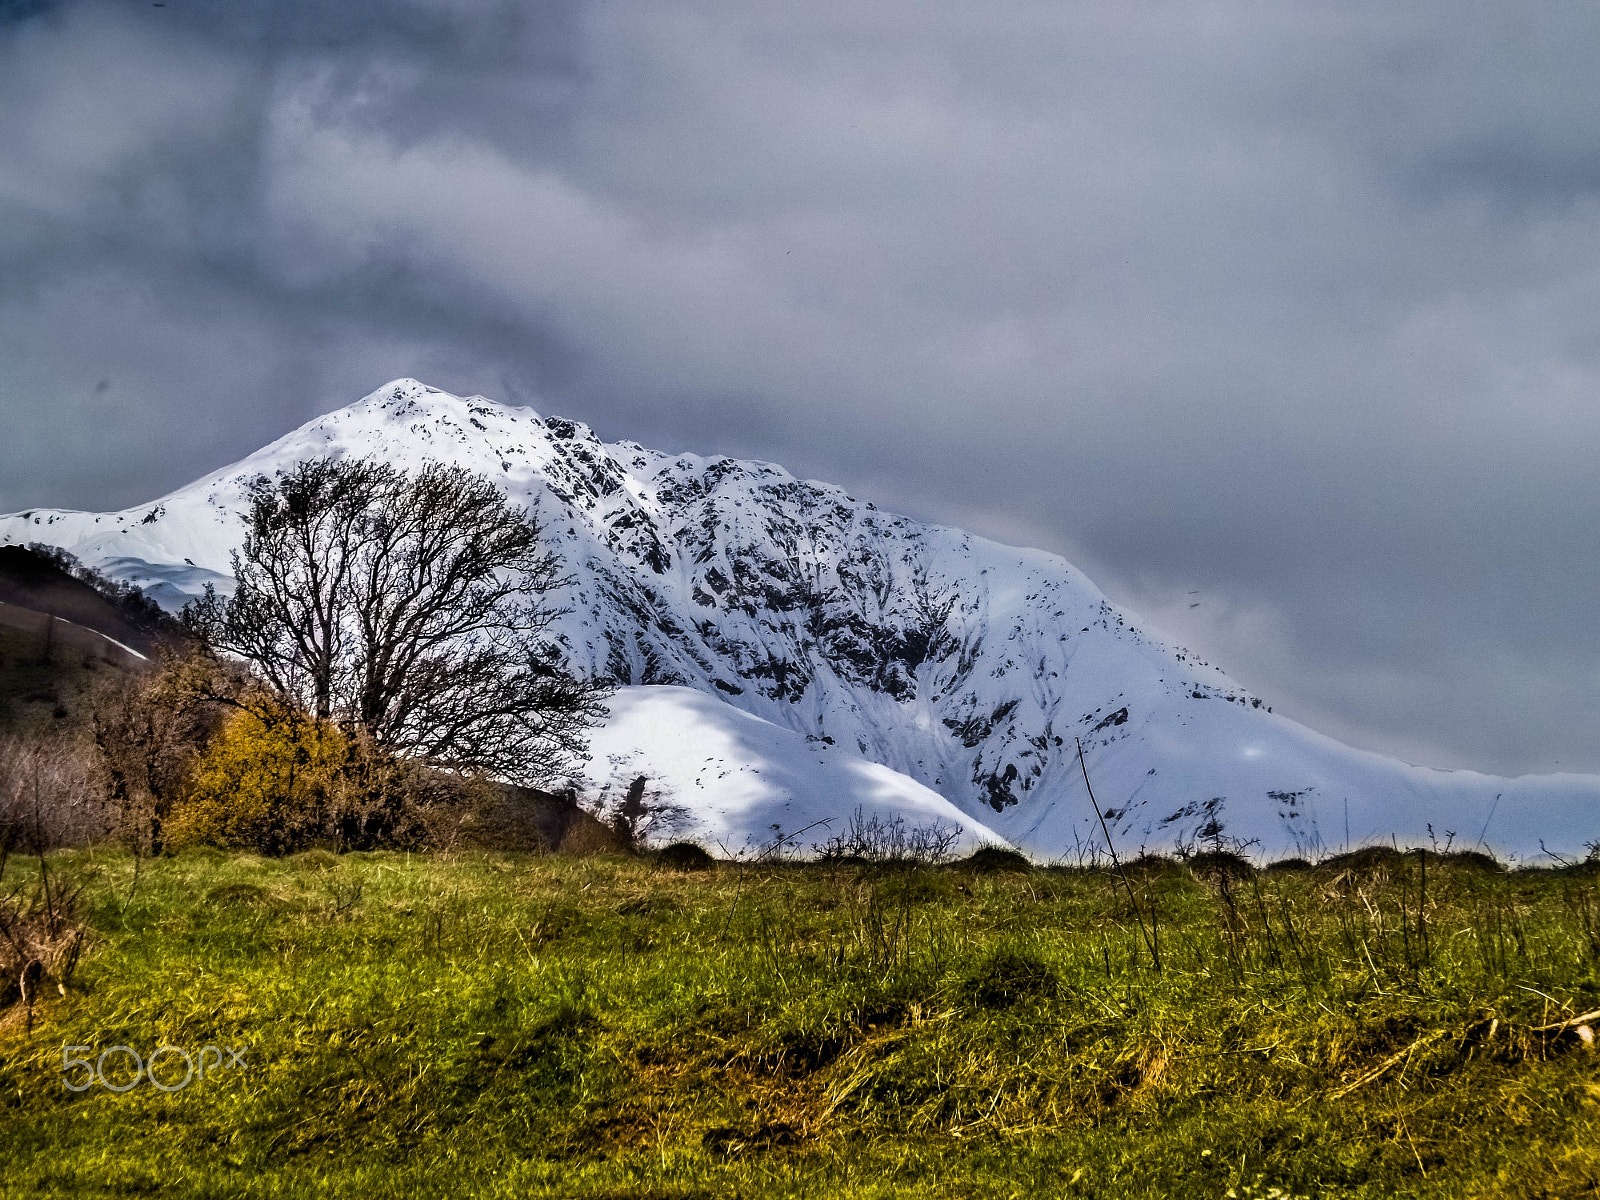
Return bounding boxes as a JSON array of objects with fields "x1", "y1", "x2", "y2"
[
  {"x1": 0, "y1": 732, "x2": 103, "y2": 851},
  {"x1": 0, "y1": 741, "x2": 89, "y2": 1028},
  {"x1": 815, "y1": 808, "x2": 962, "y2": 867}
]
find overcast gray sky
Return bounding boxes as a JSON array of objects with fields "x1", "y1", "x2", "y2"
[{"x1": 5, "y1": 0, "x2": 1600, "y2": 777}]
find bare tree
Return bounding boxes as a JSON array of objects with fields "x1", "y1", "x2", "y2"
[
  {"x1": 193, "y1": 458, "x2": 380, "y2": 720},
  {"x1": 186, "y1": 458, "x2": 607, "y2": 787}
]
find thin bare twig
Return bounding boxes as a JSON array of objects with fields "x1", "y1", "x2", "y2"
[{"x1": 1076, "y1": 737, "x2": 1161, "y2": 971}]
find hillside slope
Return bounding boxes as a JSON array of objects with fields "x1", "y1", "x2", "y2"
[
  {"x1": 5, "y1": 379, "x2": 1597, "y2": 861},
  {"x1": 0, "y1": 545, "x2": 160, "y2": 657}
]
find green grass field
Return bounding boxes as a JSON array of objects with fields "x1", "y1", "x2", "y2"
[{"x1": 2, "y1": 847, "x2": 1599, "y2": 1198}]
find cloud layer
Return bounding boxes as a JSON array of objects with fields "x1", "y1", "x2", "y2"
[{"x1": 6, "y1": 0, "x2": 1600, "y2": 776}]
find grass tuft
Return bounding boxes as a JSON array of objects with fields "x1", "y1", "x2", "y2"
[
  {"x1": 952, "y1": 845, "x2": 1031, "y2": 874},
  {"x1": 654, "y1": 842, "x2": 717, "y2": 872}
]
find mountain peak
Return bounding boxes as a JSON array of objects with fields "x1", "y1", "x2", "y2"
[{"x1": 4, "y1": 379, "x2": 1598, "y2": 860}]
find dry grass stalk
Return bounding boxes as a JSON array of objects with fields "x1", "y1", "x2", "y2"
[{"x1": 1531, "y1": 1008, "x2": 1600, "y2": 1032}]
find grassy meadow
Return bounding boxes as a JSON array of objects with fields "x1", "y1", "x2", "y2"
[{"x1": 2, "y1": 846, "x2": 1599, "y2": 1198}]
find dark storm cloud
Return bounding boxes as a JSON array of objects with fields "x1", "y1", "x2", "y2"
[{"x1": 5, "y1": 0, "x2": 1600, "y2": 776}]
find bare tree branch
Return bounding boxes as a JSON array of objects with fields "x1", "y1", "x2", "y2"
[{"x1": 184, "y1": 458, "x2": 608, "y2": 786}]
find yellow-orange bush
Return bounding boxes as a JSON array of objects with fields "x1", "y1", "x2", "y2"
[{"x1": 166, "y1": 707, "x2": 353, "y2": 854}]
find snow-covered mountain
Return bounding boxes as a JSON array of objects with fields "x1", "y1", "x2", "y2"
[
  {"x1": 6, "y1": 378, "x2": 1599, "y2": 861},
  {"x1": 580, "y1": 685, "x2": 1006, "y2": 856}
]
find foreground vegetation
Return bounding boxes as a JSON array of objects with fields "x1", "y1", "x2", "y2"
[{"x1": 3, "y1": 847, "x2": 1599, "y2": 1198}]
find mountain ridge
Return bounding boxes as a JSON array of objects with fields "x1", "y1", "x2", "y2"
[{"x1": 7, "y1": 378, "x2": 1598, "y2": 861}]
